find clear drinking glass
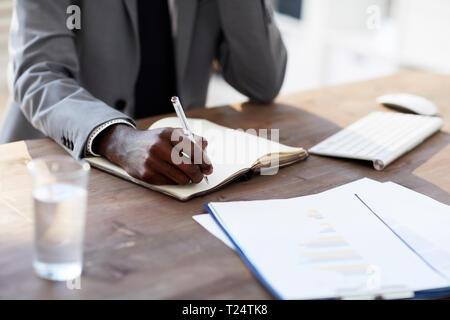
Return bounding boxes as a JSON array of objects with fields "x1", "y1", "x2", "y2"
[{"x1": 28, "y1": 155, "x2": 90, "y2": 281}]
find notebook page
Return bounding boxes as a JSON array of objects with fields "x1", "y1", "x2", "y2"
[{"x1": 149, "y1": 117, "x2": 302, "y2": 165}]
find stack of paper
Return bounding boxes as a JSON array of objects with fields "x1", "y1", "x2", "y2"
[{"x1": 195, "y1": 178, "x2": 450, "y2": 299}]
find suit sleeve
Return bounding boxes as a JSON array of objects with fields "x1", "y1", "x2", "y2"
[
  {"x1": 11, "y1": 0, "x2": 134, "y2": 159},
  {"x1": 216, "y1": 0, "x2": 287, "y2": 103}
]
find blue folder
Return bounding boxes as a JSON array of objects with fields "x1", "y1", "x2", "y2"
[{"x1": 204, "y1": 202, "x2": 450, "y2": 300}]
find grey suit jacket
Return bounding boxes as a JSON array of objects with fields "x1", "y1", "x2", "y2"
[{"x1": 0, "y1": 0, "x2": 287, "y2": 158}]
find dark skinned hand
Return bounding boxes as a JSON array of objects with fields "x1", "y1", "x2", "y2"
[{"x1": 95, "y1": 124, "x2": 213, "y2": 185}]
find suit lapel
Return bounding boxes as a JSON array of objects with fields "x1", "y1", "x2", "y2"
[
  {"x1": 122, "y1": 0, "x2": 138, "y2": 40},
  {"x1": 174, "y1": 0, "x2": 197, "y2": 82}
]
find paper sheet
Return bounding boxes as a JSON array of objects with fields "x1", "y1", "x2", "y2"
[
  {"x1": 357, "y1": 181, "x2": 450, "y2": 278},
  {"x1": 193, "y1": 214, "x2": 235, "y2": 249},
  {"x1": 206, "y1": 178, "x2": 450, "y2": 299}
]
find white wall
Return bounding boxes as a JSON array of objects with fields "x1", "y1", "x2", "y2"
[
  {"x1": 207, "y1": 0, "x2": 450, "y2": 107},
  {"x1": 393, "y1": 0, "x2": 450, "y2": 73}
]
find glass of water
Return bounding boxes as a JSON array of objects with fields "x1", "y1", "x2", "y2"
[{"x1": 28, "y1": 155, "x2": 90, "y2": 281}]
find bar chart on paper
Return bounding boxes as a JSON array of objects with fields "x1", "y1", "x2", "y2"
[
  {"x1": 206, "y1": 198, "x2": 383, "y2": 298},
  {"x1": 205, "y1": 179, "x2": 450, "y2": 299},
  {"x1": 297, "y1": 209, "x2": 374, "y2": 287}
]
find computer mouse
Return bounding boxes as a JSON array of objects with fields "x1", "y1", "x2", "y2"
[{"x1": 376, "y1": 93, "x2": 438, "y2": 116}]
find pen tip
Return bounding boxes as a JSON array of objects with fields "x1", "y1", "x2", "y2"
[{"x1": 171, "y1": 96, "x2": 178, "y2": 103}]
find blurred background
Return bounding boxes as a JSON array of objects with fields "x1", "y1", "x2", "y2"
[
  {"x1": 0, "y1": 0, "x2": 449, "y2": 126},
  {"x1": 0, "y1": 0, "x2": 10, "y2": 126},
  {"x1": 207, "y1": 0, "x2": 450, "y2": 106}
]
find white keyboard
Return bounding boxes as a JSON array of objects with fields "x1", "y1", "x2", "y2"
[{"x1": 309, "y1": 112, "x2": 443, "y2": 170}]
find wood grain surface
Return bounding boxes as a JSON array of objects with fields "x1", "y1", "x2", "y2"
[{"x1": 0, "y1": 72, "x2": 448, "y2": 299}]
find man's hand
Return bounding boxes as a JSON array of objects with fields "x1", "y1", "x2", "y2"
[{"x1": 95, "y1": 124, "x2": 213, "y2": 185}]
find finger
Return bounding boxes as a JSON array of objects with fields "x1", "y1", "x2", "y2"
[
  {"x1": 174, "y1": 161, "x2": 204, "y2": 184},
  {"x1": 159, "y1": 127, "x2": 176, "y2": 140},
  {"x1": 169, "y1": 130, "x2": 213, "y2": 175},
  {"x1": 149, "y1": 140, "x2": 204, "y2": 183},
  {"x1": 196, "y1": 141, "x2": 213, "y2": 174},
  {"x1": 147, "y1": 157, "x2": 191, "y2": 185},
  {"x1": 160, "y1": 127, "x2": 207, "y2": 150},
  {"x1": 178, "y1": 137, "x2": 213, "y2": 175},
  {"x1": 193, "y1": 133, "x2": 208, "y2": 150},
  {"x1": 142, "y1": 171, "x2": 176, "y2": 185}
]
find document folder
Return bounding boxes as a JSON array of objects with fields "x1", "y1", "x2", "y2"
[{"x1": 204, "y1": 179, "x2": 450, "y2": 299}]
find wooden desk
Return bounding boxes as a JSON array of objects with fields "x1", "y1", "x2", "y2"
[{"x1": 0, "y1": 71, "x2": 449, "y2": 299}]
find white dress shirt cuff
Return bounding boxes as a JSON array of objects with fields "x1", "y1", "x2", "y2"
[{"x1": 85, "y1": 119, "x2": 136, "y2": 157}]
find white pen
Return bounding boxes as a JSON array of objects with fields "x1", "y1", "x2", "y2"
[{"x1": 171, "y1": 96, "x2": 210, "y2": 184}]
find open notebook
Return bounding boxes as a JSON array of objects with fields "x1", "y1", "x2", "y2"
[{"x1": 86, "y1": 118, "x2": 308, "y2": 200}]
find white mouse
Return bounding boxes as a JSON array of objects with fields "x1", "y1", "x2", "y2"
[{"x1": 376, "y1": 93, "x2": 438, "y2": 116}]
